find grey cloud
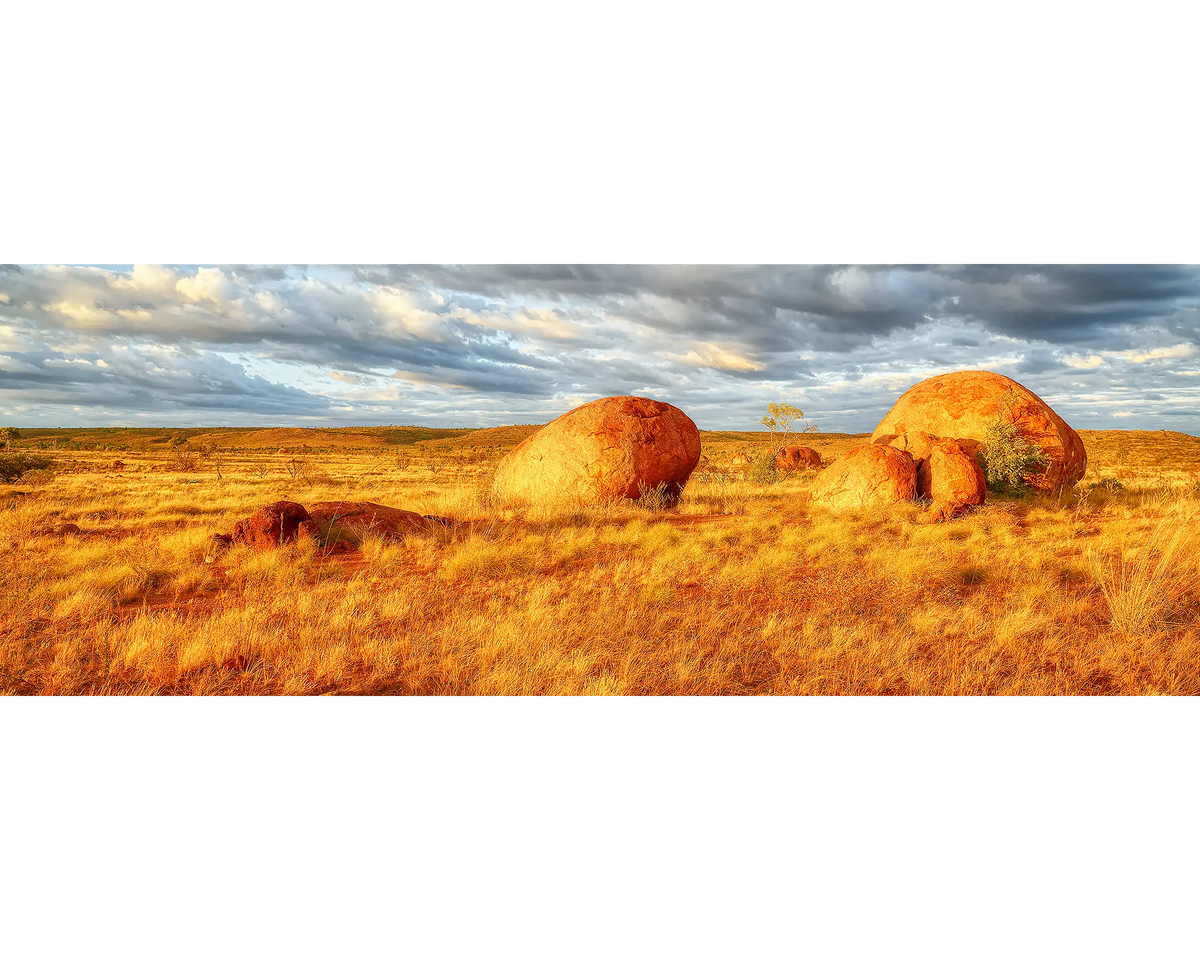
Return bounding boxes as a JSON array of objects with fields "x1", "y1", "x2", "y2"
[
  {"x1": 1, "y1": 265, "x2": 1198, "y2": 432},
  {"x1": 0, "y1": 346, "x2": 332, "y2": 418}
]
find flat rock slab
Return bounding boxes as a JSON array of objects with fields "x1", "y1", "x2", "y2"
[{"x1": 306, "y1": 501, "x2": 431, "y2": 542}]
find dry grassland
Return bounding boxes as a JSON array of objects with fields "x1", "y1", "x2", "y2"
[{"x1": 2, "y1": 427, "x2": 1199, "y2": 695}]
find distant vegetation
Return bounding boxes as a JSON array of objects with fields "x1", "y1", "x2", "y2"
[{"x1": 0, "y1": 452, "x2": 55, "y2": 483}]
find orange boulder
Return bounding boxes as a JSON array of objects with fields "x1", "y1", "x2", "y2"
[
  {"x1": 775, "y1": 446, "x2": 823, "y2": 473},
  {"x1": 920, "y1": 437, "x2": 986, "y2": 519},
  {"x1": 870, "y1": 371, "x2": 1086, "y2": 490},
  {"x1": 231, "y1": 501, "x2": 312, "y2": 549},
  {"x1": 808, "y1": 444, "x2": 917, "y2": 510},
  {"x1": 492, "y1": 396, "x2": 701, "y2": 506},
  {"x1": 879, "y1": 431, "x2": 985, "y2": 503}
]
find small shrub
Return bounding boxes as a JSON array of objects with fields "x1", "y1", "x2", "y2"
[
  {"x1": 171, "y1": 447, "x2": 199, "y2": 472},
  {"x1": 0, "y1": 453, "x2": 55, "y2": 483},
  {"x1": 1089, "y1": 477, "x2": 1125, "y2": 492},
  {"x1": 748, "y1": 456, "x2": 779, "y2": 485},
  {"x1": 979, "y1": 419, "x2": 1050, "y2": 493}
]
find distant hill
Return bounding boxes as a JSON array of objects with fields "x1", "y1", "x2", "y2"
[
  {"x1": 11, "y1": 426, "x2": 1197, "y2": 472},
  {"x1": 13, "y1": 425, "x2": 473, "y2": 451}
]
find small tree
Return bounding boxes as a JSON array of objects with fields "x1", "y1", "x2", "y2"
[
  {"x1": 760, "y1": 402, "x2": 818, "y2": 456},
  {"x1": 171, "y1": 445, "x2": 199, "y2": 472},
  {"x1": 1, "y1": 427, "x2": 19, "y2": 451}
]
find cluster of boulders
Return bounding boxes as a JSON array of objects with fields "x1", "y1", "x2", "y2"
[
  {"x1": 808, "y1": 370, "x2": 1086, "y2": 519},
  {"x1": 212, "y1": 499, "x2": 449, "y2": 554},
  {"x1": 211, "y1": 373, "x2": 1087, "y2": 551}
]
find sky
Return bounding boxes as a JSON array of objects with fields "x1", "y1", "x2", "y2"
[{"x1": 0, "y1": 264, "x2": 1197, "y2": 434}]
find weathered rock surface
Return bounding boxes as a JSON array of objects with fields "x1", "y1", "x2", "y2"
[
  {"x1": 808, "y1": 444, "x2": 917, "y2": 510},
  {"x1": 231, "y1": 501, "x2": 312, "y2": 548},
  {"x1": 870, "y1": 371, "x2": 1086, "y2": 490},
  {"x1": 492, "y1": 396, "x2": 701, "y2": 506},
  {"x1": 306, "y1": 501, "x2": 431, "y2": 542},
  {"x1": 879, "y1": 431, "x2": 986, "y2": 505},
  {"x1": 920, "y1": 438, "x2": 986, "y2": 519},
  {"x1": 775, "y1": 446, "x2": 823, "y2": 472}
]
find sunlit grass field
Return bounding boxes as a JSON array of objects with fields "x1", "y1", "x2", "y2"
[{"x1": 2, "y1": 426, "x2": 1199, "y2": 695}]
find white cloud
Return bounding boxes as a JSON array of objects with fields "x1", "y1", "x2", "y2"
[
  {"x1": 112, "y1": 264, "x2": 179, "y2": 295},
  {"x1": 669, "y1": 343, "x2": 763, "y2": 372},
  {"x1": 1111, "y1": 344, "x2": 1195, "y2": 363},
  {"x1": 175, "y1": 267, "x2": 233, "y2": 304},
  {"x1": 369, "y1": 287, "x2": 454, "y2": 340}
]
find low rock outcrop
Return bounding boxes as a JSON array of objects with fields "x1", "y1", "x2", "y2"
[
  {"x1": 879, "y1": 430, "x2": 987, "y2": 519},
  {"x1": 306, "y1": 501, "x2": 431, "y2": 543},
  {"x1": 775, "y1": 446, "x2": 823, "y2": 472},
  {"x1": 231, "y1": 501, "x2": 312, "y2": 549}
]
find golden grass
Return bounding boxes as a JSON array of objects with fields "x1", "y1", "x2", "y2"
[{"x1": 1, "y1": 429, "x2": 1199, "y2": 695}]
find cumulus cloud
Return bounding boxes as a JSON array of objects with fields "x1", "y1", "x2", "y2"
[{"x1": 175, "y1": 266, "x2": 233, "y2": 303}]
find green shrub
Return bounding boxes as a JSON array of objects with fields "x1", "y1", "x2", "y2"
[
  {"x1": 0, "y1": 453, "x2": 55, "y2": 483},
  {"x1": 978, "y1": 419, "x2": 1049, "y2": 493},
  {"x1": 1090, "y1": 477, "x2": 1125, "y2": 492}
]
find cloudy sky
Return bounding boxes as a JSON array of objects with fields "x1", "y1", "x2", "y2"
[{"x1": 0, "y1": 264, "x2": 1196, "y2": 433}]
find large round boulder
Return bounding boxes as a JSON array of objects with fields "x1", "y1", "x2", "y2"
[
  {"x1": 870, "y1": 371, "x2": 1086, "y2": 490},
  {"x1": 492, "y1": 396, "x2": 702, "y2": 506},
  {"x1": 809, "y1": 444, "x2": 917, "y2": 510}
]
